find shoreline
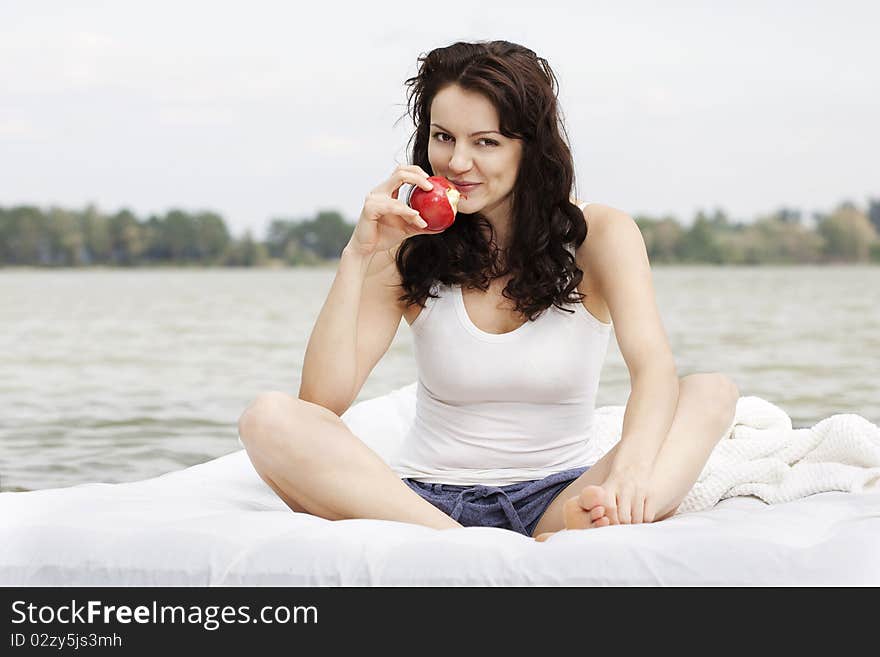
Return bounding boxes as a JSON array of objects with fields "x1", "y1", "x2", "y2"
[{"x1": 1, "y1": 262, "x2": 878, "y2": 271}]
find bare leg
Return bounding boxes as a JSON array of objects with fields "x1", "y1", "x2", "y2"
[
  {"x1": 238, "y1": 391, "x2": 463, "y2": 531},
  {"x1": 532, "y1": 372, "x2": 739, "y2": 538}
]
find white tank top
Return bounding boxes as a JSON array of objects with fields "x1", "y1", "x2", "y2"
[{"x1": 391, "y1": 201, "x2": 614, "y2": 486}]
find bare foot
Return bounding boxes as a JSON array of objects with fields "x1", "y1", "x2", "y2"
[{"x1": 534, "y1": 485, "x2": 611, "y2": 542}]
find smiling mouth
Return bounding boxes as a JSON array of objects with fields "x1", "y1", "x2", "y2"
[{"x1": 452, "y1": 182, "x2": 481, "y2": 195}]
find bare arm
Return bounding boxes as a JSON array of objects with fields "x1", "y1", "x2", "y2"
[
  {"x1": 298, "y1": 247, "x2": 373, "y2": 414},
  {"x1": 580, "y1": 205, "x2": 679, "y2": 469},
  {"x1": 298, "y1": 164, "x2": 434, "y2": 416},
  {"x1": 298, "y1": 245, "x2": 405, "y2": 416}
]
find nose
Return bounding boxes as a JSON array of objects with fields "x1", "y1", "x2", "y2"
[{"x1": 448, "y1": 144, "x2": 473, "y2": 174}]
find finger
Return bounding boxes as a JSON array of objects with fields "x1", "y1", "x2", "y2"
[
  {"x1": 397, "y1": 163, "x2": 429, "y2": 176},
  {"x1": 400, "y1": 177, "x2": 434, "y2": 206},
  {"x1": 535, "y1": 531, "x2": 558, "y2": 542},
  {"x1": 617, "y1": 493, "x2": 631, "y2": 525},
  {"x1": 382, "y1": 167, "x2": 434, "y2": 199},
  {"x1": 398, "y1": 164, "x2": 433, "y2": 180},
  {"x1": 378, "y1": 198, "x2": 428, "y2": 230},
  {"x1": 607, "y1": 491, "x2": 620, "y2": 525},
  {"x1": 414, "y1": 174, "x2": 434, "y2": 190},
  {"x1": 606, "y1": 506, "x2": 617, "y2": 526},
  {"x1": 604, "y1": 498, "x2": 618, "y2": 525},
  {"x1": 399, "y1": 176, "x2": 435, "y2": 203},
  {"x1": 407, "y1": 209, "x2": 429, "y2": 229},
  {"x1": 391, "y1": 195, "x2": 428, "y2": 232},
  {"x1": 632, "y1": 497, "x2": 644, "y2": 525}
]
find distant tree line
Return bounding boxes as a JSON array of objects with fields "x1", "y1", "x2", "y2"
[
  {"x1": 0, "y1": 205, "x2": 268, "y2": 267},
  {"x1": 635, "y1": 200, "x2": 880, "y2": 264},
  {"x1": 1, "y1": 198, "x2": 879, "y2": 267}
]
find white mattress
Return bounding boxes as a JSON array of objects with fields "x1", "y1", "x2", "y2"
[{"x1": 2, "y1": 383, "x2": 879, "y2": 586}]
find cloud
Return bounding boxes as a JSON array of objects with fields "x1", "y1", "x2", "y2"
[
  {"x1": 0, "y1": 116, "x2": 37, "y2": 139},
  {"x1": 304, "y1": 134, "x2": 363, "y2": 156},
  {"x1": 157, "y1": 106, "x2": 237, "y2": 127}
]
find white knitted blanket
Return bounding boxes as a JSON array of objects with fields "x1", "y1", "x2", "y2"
[{"x1": 585, "y1": 396, "x2": 880, "y2": 514}]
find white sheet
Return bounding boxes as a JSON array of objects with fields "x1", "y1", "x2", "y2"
[{"x1": 2, "y1": 383, "x2": 879, "y2": 585}]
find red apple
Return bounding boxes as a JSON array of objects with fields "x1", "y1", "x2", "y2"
[{"x1": 407, "y1": 176, "x2": 462, "y2": 232}]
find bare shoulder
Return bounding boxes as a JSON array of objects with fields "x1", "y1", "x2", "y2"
[
  {"x1": 575, "y1": 202, "x2": 646, "y2": 286},
  {"x1": 577, "y1": 202, "x2": 630, "y2": 235},
  {"x1": 576, "y1": 201, "x2": 637, "y2": 247}
]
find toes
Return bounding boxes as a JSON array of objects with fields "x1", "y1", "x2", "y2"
[
  {"x1": 563, "y1": 497, "x2": 611, "y2": 531},
  {"x1": 578, "y1": 485, "x2": 606, "y2": 509},
  {"x1": 563, "y1": 496, "x2": 590, "y2": 530}
]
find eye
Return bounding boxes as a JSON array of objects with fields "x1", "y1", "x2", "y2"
[{"x1": 432, "y1": 132, "x2": 498, "y2": 147}]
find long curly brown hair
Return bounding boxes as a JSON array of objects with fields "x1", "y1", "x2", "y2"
[{"x1": 394, "y1": 39, "x2": 588, "y2": 321}]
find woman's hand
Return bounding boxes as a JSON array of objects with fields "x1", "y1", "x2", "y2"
[
  {"x1": 346, "y1": 164, "x2": 436, "y2": 258},
  {"x1": 600, "y1": 461, "x2": 657, "y2": 525}
]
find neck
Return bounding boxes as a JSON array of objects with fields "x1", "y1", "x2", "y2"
[
  {"x1": 479, "y1": 199, "x2": 514, "y2": 251},
  {"x1": 484, "y1": 223, "x2": 510, "y2": 251}
]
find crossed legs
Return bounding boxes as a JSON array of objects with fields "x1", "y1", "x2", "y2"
[{"x1": 238, "y1": 372, "x2": 738, "y2": 539}]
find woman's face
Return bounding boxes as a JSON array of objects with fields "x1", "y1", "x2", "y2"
[{"x1": 427, "y1": 84, "x2": 523, "y2": 221}]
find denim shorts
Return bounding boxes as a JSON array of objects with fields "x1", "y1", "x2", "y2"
[{"x1": 402, "y1": 466, "x2": 590, "y2": 537}]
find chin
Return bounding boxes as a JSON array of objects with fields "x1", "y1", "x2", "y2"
[{"x1": 458, "y1": 196, "x2": 483, "y2": 210}]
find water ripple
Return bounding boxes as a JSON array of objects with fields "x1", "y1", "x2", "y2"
[{"x1": 1, "y1": 266, "x2": 877, "y2": 491}]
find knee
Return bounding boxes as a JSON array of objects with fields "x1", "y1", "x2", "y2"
[
  {"x1": 681, "y1": 372, "x2": 739, "y2": 420},
  {"x1": 237, "y1": 391, "x2": 306, "y2": 450},
  {"x1": 708, "y1": 372, "x2": 739, "y2": 405}
]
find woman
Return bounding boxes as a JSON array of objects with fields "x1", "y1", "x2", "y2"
[{"x1": 238, "y1": 40, "x2": 739, "y2": 541}]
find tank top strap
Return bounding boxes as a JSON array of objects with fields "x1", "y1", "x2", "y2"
[
  {"x1": 565, "y1": 201, "x2": 593, "y2": 255},
  {"x1": 410, "y1": 280, "x2": 445, "y2": 332}
]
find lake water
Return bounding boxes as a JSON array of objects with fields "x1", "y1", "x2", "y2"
[{"x1": 1, "y1": 266, "x2": 878, "y2": 492}]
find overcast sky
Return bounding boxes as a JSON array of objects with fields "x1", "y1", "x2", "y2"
[{"x1": 1, "y1": 0, "x2": 878, "y2": 237}]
